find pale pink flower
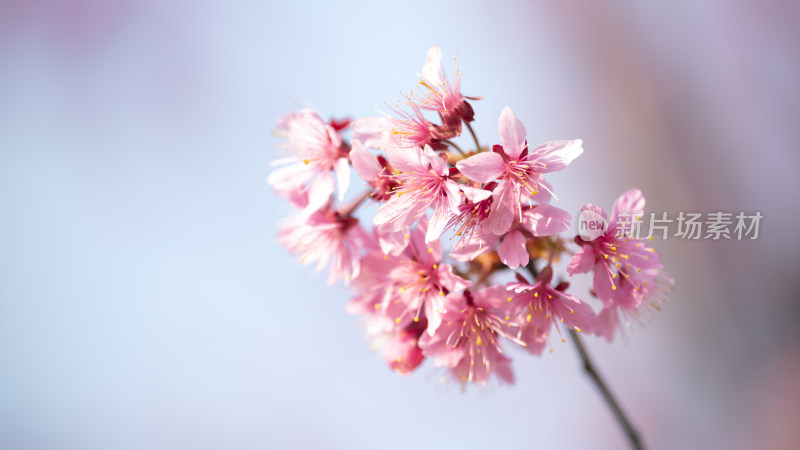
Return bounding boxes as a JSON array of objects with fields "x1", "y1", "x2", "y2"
[
  {"x1": 419, "y1": 287, "x2": 522, "y2": 386},
  {"x1": 346, "y1": 251, "x2": 399, "y2": 316},
  {"x1": 380, "y1": 222, "x2": 472, "y2": 334},
  {"x1": 567, "y1": 189, "x2": 673, "y2": 340},
  {"x1": 278, "y1": 199, "x2": 371, "y2": 285},
  {"x1": 413, "y1": 47, "x2": 479, "y2": 127},
  {"x1": 594, "y1": 270, "x2": 673, "y2": 342},
  {"x1": 269, "y1": 110, "x2": 351, "y2": 213},
  {"x1": 373, "y1": 145, "x2": 462, "y2": 243},
  {"x1": 504, "y1": 267, "x2": 596, "y2": 344},
  {"x1": 351, "y1": 102, "x2": 458, "y2": 151},
  {"x1": 450, "y1": 203, "x2": 572, "y2": 269},
  {"x1": 445, "y1": 184, "x2": 494, "y2": 247},
  {"x1": 456, "y1": 107, "x2": 583, "y2": 235}
]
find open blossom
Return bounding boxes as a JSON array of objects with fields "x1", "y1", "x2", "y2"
[
  {"x1": 413, "y1": 46, "x2": 479, "y2": 127},
  {"x1": 351, "y1": 102, "x2": 458, "y2": 151},
  {"x1": 419, "y1": 287, "x2": 521, "y2": 386},
  {"x1": 451, "y1": 203, "x2": 572, "y2": 269},
  {"x1": 278, "y1": 196, "x2": 371, "y2": 285},
  {"x1": 456, "y1": 107, "x2": 583, "y2": 235},
  {"x1": 567, "y1": 189, "x2": 673, "y2": 340},
  {"x1": 445, "y1": 184, "x2": 494, "y2": 247},
  {"x1": 504, "y1": 267, "x2": 596, "y2": 345},
  {"x1": 380, "y1": 221, "x2": 471, "y2": 334},
  {"x1": 269, "y1": 109, "x2": 351, "y2": 213},
  {"x1": 374, "y1": 145, "x2": 461, "y2": 243}
]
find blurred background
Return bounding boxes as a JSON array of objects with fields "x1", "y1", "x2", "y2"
[{"x1": 1, "y1": 0, "x2": 798, "y2": 449}]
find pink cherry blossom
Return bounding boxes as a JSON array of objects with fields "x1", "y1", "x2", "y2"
[
  {"x1": 351, "y1": 102, "x2": 458, "y2": 151},
  {"x1": 567, "y1": 189, "x2": 674, "y2": 339},
  {"x1": 504, "y1": 267, "x2": 596, "y2": 343},
  {"x1": 412, "y1": 47, "x2": 481, "y2": 128},
  {"x1": 269, "y1": 109, "x2": 351, "y2": 213},
  {"x1": 456, "y1": 107, "x2": 583, "y2": 235},
  {"x1": 594, "y1": 270, "x2": 673, "y2": 342},
  {"x1": 419, "y1": 287, "x2": 523, "y2": 386},
  {"x1": 374, "y1": 145, "x2": 462, "y2": 243},
  {"x1": 451, "y1": 203, "x2": 572, "y2": 269},
  {"x1": 278, "y1": 198, "x2": 371, "y2": 285},
  {"x1": 380, "y1": 222, "x2": 472, "y2": 334}
]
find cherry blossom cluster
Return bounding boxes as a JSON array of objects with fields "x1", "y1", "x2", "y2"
[{"x1": 269, "y1": 47, "x2": 673, "y2": 386}]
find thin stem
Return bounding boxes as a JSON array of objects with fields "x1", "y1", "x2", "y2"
[
  {"x1": 567, "y1": 330, "x2": 645, "y2": 450},
  {"x1": 443, "y1": 139, "x2": 466, "y2": 157},
  {"x1": 522, "y1": 264, "x2": 644, "y2": 450},
  {"x1": 463, "y1": 120, "x2": 482, "y2": 152}
]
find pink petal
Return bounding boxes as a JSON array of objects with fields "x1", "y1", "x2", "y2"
[
  {"x1": 497, "y1": 229, "x2": 529, "y2": 269},
  {"x1": 425, "y1": 199, "x2": 453, "y2": 243},
  {"x1": 449, "y1": 233, "x2": 494, "y2": 262},
  {"x1": 529, "y1": 139, "x2": 583, "y2": 173},
  {"x1": 498, "y1": 106, "x2": 527, "y2": 159},
  {"x1": 410, "y1": 220, "x2": 442, "y2": 263},
  {"x1": 423, "y1": 145, "x2": 448, "y2": 175},
  {"x1": 455, "y1": 152, "x2": 506, "y2": 183},
  {"x1": 350, "y1": 117, "x2": 390, "y2": 149},
  {"x1": 305, "y1": 172, "x2": 335, "y2": 214},
  {"x1": 424, "y1": 298, "x2": 443, "y2": 336},
  {"x1": 567, "y1": 246, "x2": 596, "y2": 275},
  {"x1": 592, "y1": 261, "x2": 617, "y2": 307},
  {"x1": 384, "y1": 146, "x2": 422, "y2": 172},
  {"x1": 334, "y1": 157, "x2": 350, "y2": 201},
  {"x1": 595, "y1": 307, "x2": 619, "y2": 342},
  {"x1": 443, "y1": 180, "x2": 463, "y2": 214},
  {"x1": 267, "y1": 161, "x2": 313, "y2": 190},
  {"x1": 437, "y1": 263, "x2": 472, "y2": 292},
  {"x1": 349, "y1": 141, "x2": 381, "y2": 181},
  {"x1": 376, "y1": 223, "x2": 409, "y2": 256},
  {"x1": 552, "y1": 293, "x2": 596, "y2": 332},
  {"x1": 521, "y1": 204, "x2": 572, "y2": 237},
  {"x1": 483, "y1": 182, "x2": 515, "y2": 235},
  {"x1": 609, "y1": 188, "x2": 645, "y2": 231},
  {"x1": 460, "y1": 185, "x2": 492, "y2": 203}
]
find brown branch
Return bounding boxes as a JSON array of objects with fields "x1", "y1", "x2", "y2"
[
  {"x1": 522, "y1": 263, "x2": 644, "y2": 450},
  {"x1": 567, "y1": 329, "x2": 645, "y2": 450}
]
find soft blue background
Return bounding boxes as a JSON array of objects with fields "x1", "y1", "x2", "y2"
[{"x1": 1, "y1": 1, "x2": 798, "y2": 449}]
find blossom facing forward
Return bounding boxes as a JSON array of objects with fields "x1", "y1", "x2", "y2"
[
  {"x1": 419, "y1": 288, "x2": 521, "y2": 386},
  {"x1": 456, "y1": 107, "x2": 583, "y2": 235},
  {"x1": 269, "y1": 109, "x2": 351, "y2": 213},
  {"x1": 373, "y1": 145, "x2": 461, "y2": 243},
  {"x1": 568, "y1": 189, "x2": 674, "y2": 340}
]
